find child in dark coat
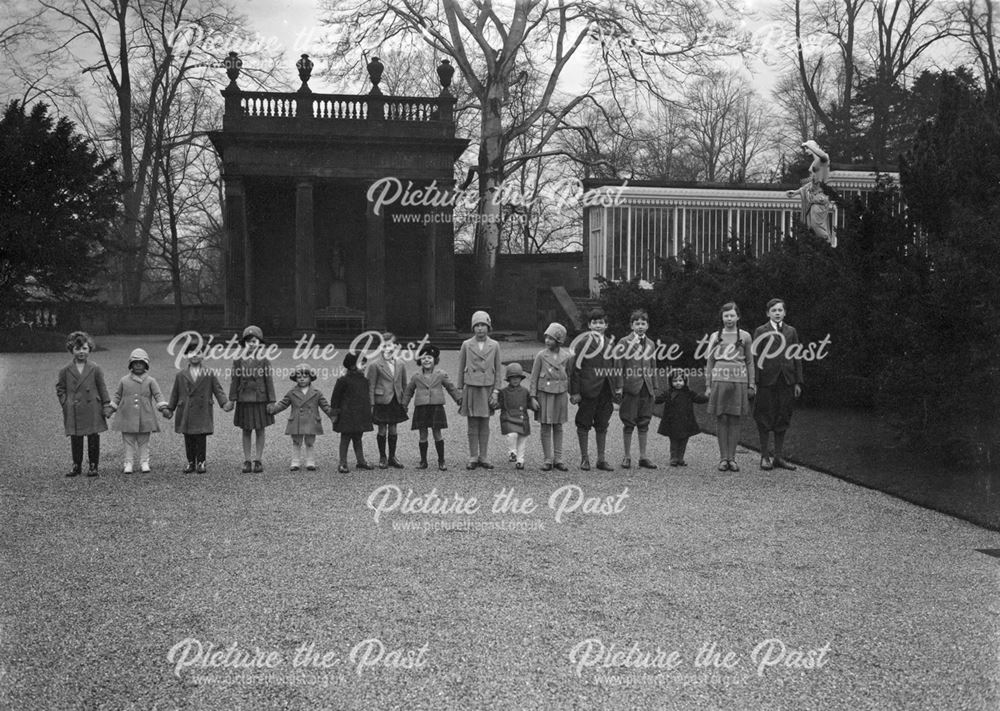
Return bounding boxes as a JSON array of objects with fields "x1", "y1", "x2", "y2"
[
  {"x1": 56, "y1": 331, "x2": 111, "y2": 477},
  {"x1": 498, "y1": 362, "x2": 535, "y2": 470},
  {"x1": 166, "y1": 342, "x2": 232, "y2": 473},
  {"x1": 329, "y1": 352, "x2": 374, "y2": 472},
  {"x1": 655, "y1": 370, "x2": 709, "y2": 467}
]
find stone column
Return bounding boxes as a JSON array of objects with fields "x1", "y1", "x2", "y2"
[
  {"x1": 434, "y1": 195, "x2": 457, "y2": 333},
  {"x1": 424, "y1": 212, "x2": 437, "y2": 335},
  {"x1": 365, "y1": 186, "x2": 386, "y2": 330},
  {"x1": 223, "y1": 177, "x2": 249, "y2": 330},
  {"x1": 295, "y1": 179, "x2": 316, "y2": 331}
]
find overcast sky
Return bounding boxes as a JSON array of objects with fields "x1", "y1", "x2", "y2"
[{"x1": 240, "y1": 0, "x2": 787, "y2": 94}]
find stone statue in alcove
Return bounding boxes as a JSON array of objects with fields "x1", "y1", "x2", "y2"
[{"x1": 328, "y1": 244, "x2": 347, "y2": 307}]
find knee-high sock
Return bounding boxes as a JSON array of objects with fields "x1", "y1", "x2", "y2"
[
  {"x1": 71, "y1": 436, "x2": 84, "y2": 466},
  {"x1": 774, "y1": 430, "x2": 786, "y2": 458},
  {"x1": 418, "y1": 440, "x2": 428, "y2": 464},
  {"x1": 377, "y1": 434, "x2": 387, "y2": 458},
  {"x1": 726, "y1": 416, "x2": 740, "y2": 459},
  {"x1": 88, "y1": 434, "x2": 100, "y2": 466},
  {"x1": 758, "y1": 425, "x2": 771, "y2": 457},
  {"x1": 292, "y1": 440, "x2": 303, "y2": 463},
  {"x1": 467, "y1": 418, "x2": 479, "y2": 459},
  {"x1": 622, "y1": 428, "x2": 633, "y2": 458},
  {"x1": 541, "y1": 424, "x2": 553, "y2": 463},
  {"x1": 388, "y1": 434, "x2": 398, "y2": 459},
  {"x1": 553, "y1": 424, "x2": 564, "y2": 463},
  {"x1": 122, "y1": 434, "x2": 137, "y2": 464},
  {"x1": 339, "y1": 435, "x2": 350, "y2": 465},
  {"x1": 434, "y1": 439, "x2": 445, "y2": 464},
  {"x1": 717, "y1": 417, "x2": 728, "y2": 459},
  {"x1": 352, "y1": 433, "x2": 365, "y2": 464},
  {"x1": 577, "y1": 428, "x2": 590, "y2": 459},
  {"x1": 137, "y1": 433, "x2": 151, "y2": 465},
  {"x1": 595, "y1": 429, "x2": 608, "y2": 461},
  {"x1": 515, "y1": 435, "x2": 528, "y2": 462},
  {"x1": 477, "y1": 418, "x2": 490, "y2": 462},
  {"x1": 637, "y1": 429, "x2": 648, "y2": 458}
]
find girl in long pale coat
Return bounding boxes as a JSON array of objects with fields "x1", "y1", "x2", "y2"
[
  {"x1": 56, "y1": 331, "x2": 110, "y2": 477},
  {"x1": 109, "y1": 348, "x2": 171, "y2": 473},
  {"x1": 458, "y1": 310, "x2": 503, "y2": 470}
]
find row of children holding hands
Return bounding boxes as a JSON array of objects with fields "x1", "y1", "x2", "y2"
[{"x1": 57, "y1": 301, "x2": 801, "y2": 475}]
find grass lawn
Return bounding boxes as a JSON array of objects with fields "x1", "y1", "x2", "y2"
[
  {"x1": 688, "y1": 376, "x2": 1000, "y2": 532},
  {"x1": 3, "y1": 337, "x2": 999, "y2": 709}
]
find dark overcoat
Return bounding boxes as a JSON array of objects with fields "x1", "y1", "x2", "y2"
[
  {"x1": 167, "y1": 369, "x2": 227, "y2": 434},
  {"x1": 330, "y1": 370, "x2": 373, "y2": 434},
  {"x1": 656, "y1": 388, "x2": 709, "y2": 439},
  {"x1": 56, "y1": 361, "x2": 110, "y2": 436}
]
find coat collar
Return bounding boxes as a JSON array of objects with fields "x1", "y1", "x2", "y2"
[
  {"x1": 538, "y1": 347, "x2": 570, "y2": 364},
  {"x1": 468, "y1": 337, "x2": 497, "y2": 354},
  {"x1": 69, "y1": 361, "x2": 92, "y2": 381}
]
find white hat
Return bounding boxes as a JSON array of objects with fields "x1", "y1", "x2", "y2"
[
  {"x1": 544, "y1": 322, "x2": 567, "y2": 344},
  {"x1": 471, "y1": 310, "x2": 491, "y2": 329},
  {"x1": 128, "y1": 348, "x2": 150, "y2": 367}
]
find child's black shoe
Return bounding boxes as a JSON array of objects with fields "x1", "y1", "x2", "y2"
[{"x1": 67, "y1": 464, "x2": 82, "y2": 478}]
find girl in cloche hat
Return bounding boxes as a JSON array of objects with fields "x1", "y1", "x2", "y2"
[
  {"x1": 107, "y1": 347, "x2": 171, "y2": 473},
  {"x1": 401, "y1": 343, "x2": 462, "y2": 470},
  {"x1": 529, "y1": 322, "x2": 573, "y2": 471},
  {"x1": 229, "y1": 325, "x2": 276, "y2": 473},
  {"x1": 457, "y1": 310, "x2": 503, "y2": 470}
]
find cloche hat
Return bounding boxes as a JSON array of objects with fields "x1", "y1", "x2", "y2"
[
  {"x1": 544, "y1": 322, "x2": 567, "y2": 344},
  {"x1": 504, "y1": 362, "x2": 526, "y2": 381},
  {"x1": 128, "y1": 348, "x2": 150, "y2": 367},
  {"x1": 471, "y1": 310, "x2": 492, "y2": 330}
]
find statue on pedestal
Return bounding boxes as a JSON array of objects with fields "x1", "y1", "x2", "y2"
[{"x1": 787, "y1": 140, "x2": 836, "y2": 246}]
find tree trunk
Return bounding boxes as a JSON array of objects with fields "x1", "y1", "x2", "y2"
[{"x1": 473, "y1": 88, "x2": 505, "y2": 310}]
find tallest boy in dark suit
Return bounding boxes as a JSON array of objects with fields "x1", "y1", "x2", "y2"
[
  {"x1": 752, "y1": 298, "x2": 804, "y2": 470},
  {"x1": 569, "y1": 308, "x2": 617, "y2": 471}
]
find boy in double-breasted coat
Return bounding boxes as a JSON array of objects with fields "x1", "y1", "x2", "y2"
[
  {"x1": 569, "y1": 308, "x2": 617, "y2": 471},
  {"x1": 614, "y1": 309, "x2": 662, "y2": 470},
  {"x1": 167, "y1": 343, "x2": 232, "y2": 473},
  {"x1": 56, "y1": 331, "x2": 111, "y2": 477},
  {"x1": 752, "y1": 298, "x2": 804, "y2": 471},
  {"x1": 367, "y1": 333, "x2": 409, "y2": 468},
  {"x1": 269, "y1": 364, "x2": 332, "y2": 471}
]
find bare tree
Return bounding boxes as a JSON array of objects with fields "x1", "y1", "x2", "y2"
[
  {"x1": 952, "y1": 0, "x2": 999, "y2": 92},
  {"x1": 771, "y1": 68, "x2": 828, "y2": 146},
  {"x1": 35, "y1": 0, "x2": 284, "y2": 306},
  {"x1": 724, "y1": 91, "x2": 780, "y2": 183},
  {"x1": 782, "y1": 0, "x2": 951, "y2": 159},
  {"x1": 320, "y1": 0, "x2": 744, "y2": 308}
]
